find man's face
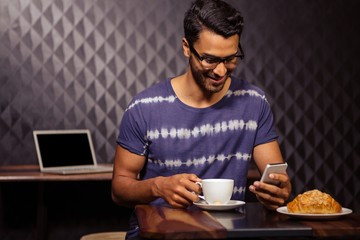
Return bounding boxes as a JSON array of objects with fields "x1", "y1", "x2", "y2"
[
  {"x1": 189, "y1": 56, "x2": 233, "y2": 94},
  {"x1": 188, "y1": 30, "x2": 240, "y2": 94}
]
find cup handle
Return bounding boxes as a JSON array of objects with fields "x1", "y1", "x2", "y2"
[
  {"x1": 195, "y1": 182, "x2": 205, "y2": 201},
  {"x1": 198, "y1": 195, "x2": 205, "y2": 201}
]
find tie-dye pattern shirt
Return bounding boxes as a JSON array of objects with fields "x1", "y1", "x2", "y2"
[{"x1": 117, "y1": 76, "x2": 277, "y2": 204}]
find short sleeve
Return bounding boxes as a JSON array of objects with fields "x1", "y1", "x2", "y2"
[
  {"x1": 117, "y1": 104, "x2": 148, "y2": 156},
  {"x1": 254, "y1": 97, "x2": 278, "y2": 146}
]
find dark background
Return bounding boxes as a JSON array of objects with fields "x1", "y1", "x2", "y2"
[{"x1": 0, "y1": 0, "x2": 359, "y2": 239}]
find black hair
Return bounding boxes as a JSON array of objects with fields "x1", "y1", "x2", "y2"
[{"x1": 184, "y1": 0, "x2": 244, "y2": 47}]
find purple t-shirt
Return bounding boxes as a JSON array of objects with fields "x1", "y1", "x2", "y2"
[{"x1": 117, "y1": 76, "x2": 277, "y2": 204}]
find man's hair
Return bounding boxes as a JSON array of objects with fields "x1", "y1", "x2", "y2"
[{"x1": 184, "y1": 0, "x2": 244, "y2": 47}]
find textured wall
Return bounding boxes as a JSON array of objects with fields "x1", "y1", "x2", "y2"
[{"x1": 0, "y1": 0, "x2": 359, "y2": 214}]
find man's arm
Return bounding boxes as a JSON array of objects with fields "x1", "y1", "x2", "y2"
[
  {"x1": 249, "y1": 140, "x2": 292, "y2": 210},
  {"x1": 111, "y1": 145, "x2": 202, "y2": 208}
]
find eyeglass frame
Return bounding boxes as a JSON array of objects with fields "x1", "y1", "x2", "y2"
[{"x1": 188, "y1": 43, "x2": 245, "y2": 69}]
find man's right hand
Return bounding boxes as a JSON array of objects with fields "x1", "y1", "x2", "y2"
[{"x1": 153, "y1": 173, "x2": 202, "y2": 208}]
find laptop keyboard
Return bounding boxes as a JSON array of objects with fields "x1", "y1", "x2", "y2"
[
  {"x1": 43, "y1": 165, "x2": 113, "y2": 175},
  {"x1": 62, "y1": 167, "x2": 98, "y2": 172},
  {"x1": 54, "y1": 166, "x2": 112, "y2": 174}
]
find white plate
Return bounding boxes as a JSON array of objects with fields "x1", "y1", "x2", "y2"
[
  {"x1": 276, "y1": 206, "x2": 353, "y2": 220},
  {"x1": 193, "y1": 200, "x2": 245, "y2": 211}
]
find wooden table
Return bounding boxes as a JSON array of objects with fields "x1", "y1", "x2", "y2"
[
  {"x1": 0, "y1": 163, "x2": 260, "y2": 180},
  {"x1": 0, "y1": 164, "x2": 113, "y2": 240},
  {"x1": 0, "y1": 164, "x2": 113, "y2": 181},
  {"x1": 0, "y1": 164, "x2": 260, "y2": 239},
  {"x1": 136, "y1": 203, "x2": 360, "y2": 239}
]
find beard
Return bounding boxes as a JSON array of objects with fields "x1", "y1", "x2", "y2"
[{"x1": 189, "y1": 57, "x2": 232, "y2": 94}]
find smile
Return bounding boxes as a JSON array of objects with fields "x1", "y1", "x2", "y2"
[{"x1": 208, "y1": 75, "x2": 227, "y2": 84}]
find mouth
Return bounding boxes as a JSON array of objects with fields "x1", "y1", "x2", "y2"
[{"x1": 208, "y1": 75, "x2": 227, "y2": 85}]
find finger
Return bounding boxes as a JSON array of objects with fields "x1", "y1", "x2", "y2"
[
  {"x1": 181, "y1": 176, "x2": 202, "y2": 194},
  {"x1": 258, "y1": 176, "x2": 291, "y2": 201},
  {"x1": 257, "y1": 196, "x2": 284, "y2": 210},
  {"x1": 250, "y1": 184, "x2": 287, "y2": 205},
  {"x1": 187, "y1": 173, "x2": 202, "y2": 183},
  {"x1": 255, "y1": 194, "x2": 280, "y2": 210},
  {"x1": 251, "y1": 180, "x2": 278, "y2": 193},
  {"x1": 255, "y1": 188, "x2": 275, "y2": 201},
  {"x1": 269, "y1": 173, "x2": 289, "y2": 185},
  {"x1": 184, "y1": 185, "x2": 202, "y2": 202},
  {"x1": 253, "y1": 180, "x2": 287, "y2": 198},
  {"x1": 167, "y1": 193, "x2": 193, "y2": 208},
  {"x1": 170, "y1": 178, "x2": 201, "y2": 204}
]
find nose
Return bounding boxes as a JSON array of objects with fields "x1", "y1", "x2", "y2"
[{"x1": 212, "y1": 62, "x2": 227, "y2": 77}]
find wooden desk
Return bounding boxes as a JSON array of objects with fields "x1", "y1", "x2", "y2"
[
  {"x1": 136, "y1": 203, "x2": 360, "y2": 239},
  {"x1": 301, "y1": 215, "x2": 360, "y2": 238},
  {"x1": 0, "y1": 164, "x2": 113, "y2": 181},
  {"x1": 0, "y1": 164, "x2": 259, "y2": 182},
  {"x1": 0, "y1": 164, "x2": 113, "y2": 240},
  {"x1": 0, "y1": 164, "x2": 260, "y2": 239}
]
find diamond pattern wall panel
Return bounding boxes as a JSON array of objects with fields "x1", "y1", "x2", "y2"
[
  {"x1": 0, "y1": 0, "x2": 190, "y2": 166},
  {"x1": 232, "y1": 0, "x2": 360, "y2": 213},
  {"x1": 0, "y1": 0, "x2": 359, "y2": 213}
]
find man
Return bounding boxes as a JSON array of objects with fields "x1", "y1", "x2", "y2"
[{"x1": 112, "y1": 0, "x2": 291, "y2": 238}]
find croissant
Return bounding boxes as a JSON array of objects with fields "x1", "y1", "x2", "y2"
[{"x1": 287, "y1": 189, "x2": 342, "y2": 214}]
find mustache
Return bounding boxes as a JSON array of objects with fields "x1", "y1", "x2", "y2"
[{"x1": 206, "y1": 70, "x2": 231, "y2": 80}]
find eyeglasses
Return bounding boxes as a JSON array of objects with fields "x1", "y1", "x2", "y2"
[{"x1": 189, "y1": 44, "x2": 244, "y2": 69}]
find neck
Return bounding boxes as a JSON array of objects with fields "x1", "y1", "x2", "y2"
[{"x1": 171, "y1": 71, "x2": 231, "y2": 108}]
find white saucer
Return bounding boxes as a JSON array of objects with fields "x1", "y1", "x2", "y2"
[
  {"x1": 276, "y1": 206, "x2": 352, "y2": 220},
  {"x1": 193, "y1": 200, "x2": 245, "y2": 211}
]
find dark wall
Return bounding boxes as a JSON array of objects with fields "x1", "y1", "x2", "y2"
[{"x1": 1, "y1": 0, "x2": 359, "y2": 215}]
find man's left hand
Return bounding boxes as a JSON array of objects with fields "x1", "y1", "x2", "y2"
[{"x1": 248, "y1": 172, "x2": 291, "y2": 210}]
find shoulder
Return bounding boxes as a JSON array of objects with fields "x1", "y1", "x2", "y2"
[
  {"x1": 125, "y1": 78, "x2": 176, "y2": 112},
  {"x1": 229, "y1": 76, "x2": 267, "y2": 100}
]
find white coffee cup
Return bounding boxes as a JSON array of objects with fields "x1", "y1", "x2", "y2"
[{"x1": 197, "y1": 179, "x2": 234, "y2": 205}]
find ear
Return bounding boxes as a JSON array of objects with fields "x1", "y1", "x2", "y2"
[{"x1": 182, "y1": 38, "x2": 190, "y2": 57}]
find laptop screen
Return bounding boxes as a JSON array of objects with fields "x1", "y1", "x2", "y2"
[{"x1": 34, "y1": 130, "x2": 96, "y2": 168}]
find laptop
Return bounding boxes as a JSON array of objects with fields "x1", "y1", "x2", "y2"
[{"x1": 33, "y1": 129, "x2": 113, "y2": 175}]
